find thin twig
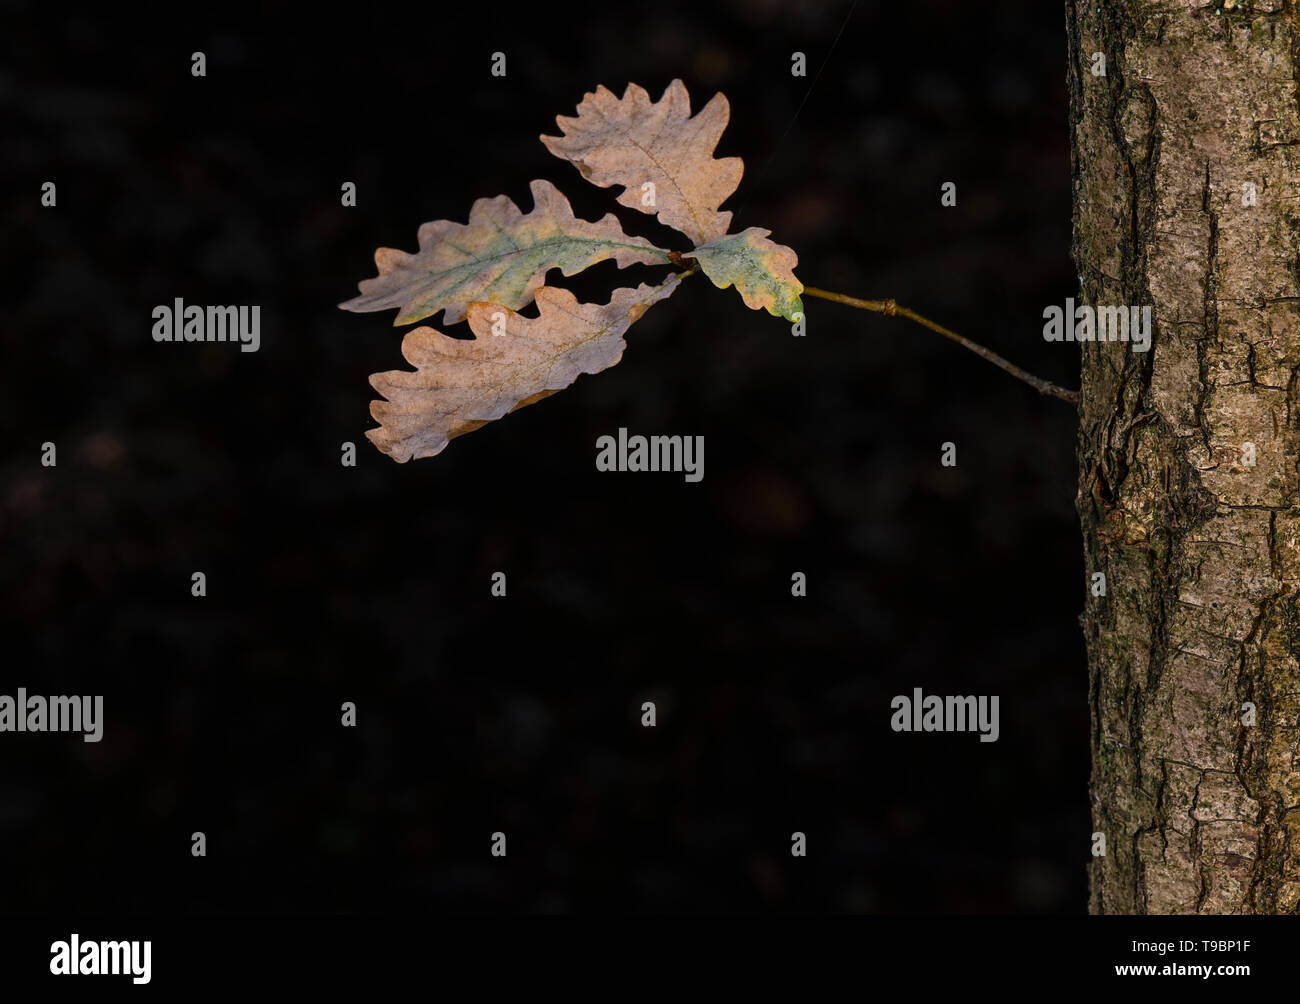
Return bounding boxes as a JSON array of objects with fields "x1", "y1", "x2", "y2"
[{"x1": 802, "y1": 286, "x2": 1080, "y2": 405}]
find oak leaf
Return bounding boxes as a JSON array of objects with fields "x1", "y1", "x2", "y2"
[
  {"x1": 691, "y1": 228, "x2": 803, "y2": 320},
  {"x1": 344, "y1": 79, "x2": 806, "y2": 463},
  {"x1": 366, "y1": 275, "x2": 681, "y2": 462},
  {"x1": 339, "y1": 179, "x2": 670, "y2": 326},
  {"x1": 541, "y1": 80, "x2": 743, "y2": 247}
]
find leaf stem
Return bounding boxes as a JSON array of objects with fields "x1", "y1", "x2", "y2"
[{"x1": 801, "y1": 286, "x2": 1079, "y2": 405}]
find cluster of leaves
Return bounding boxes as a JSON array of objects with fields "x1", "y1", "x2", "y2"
[{"x1": 340, "y1": 80, "x2": 804, "y2": 463}]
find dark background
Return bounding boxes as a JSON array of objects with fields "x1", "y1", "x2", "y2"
[{"x1": 2, "y1": 0, "x2": 1086, "y2": 913}]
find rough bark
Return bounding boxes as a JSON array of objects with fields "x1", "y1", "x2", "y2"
[{"x1": 1069, "y1": 0, "x2": 1300, "y2": 914}]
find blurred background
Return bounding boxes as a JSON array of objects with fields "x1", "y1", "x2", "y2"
[{"x1": 2, "y1": 0, "x2": 1085, "y2": 912}]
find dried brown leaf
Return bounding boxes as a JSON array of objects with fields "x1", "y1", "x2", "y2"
[
  {"x1": 366, "y1": 275, "x2": 681, "y2": 462},
  {"x1": 541, "y1": 80, "x2": 743, "y2": 246}
]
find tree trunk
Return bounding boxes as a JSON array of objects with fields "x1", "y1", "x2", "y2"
[{"x1": 1069, "y1": 1, "x2": 1300, "y2": 914}]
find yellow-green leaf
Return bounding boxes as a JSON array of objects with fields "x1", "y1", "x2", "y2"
[
  {"x1": 690, "y1": 228, "x2": 803, "y2": 320},
  {"x1": 339, "y1": 179, "x2": 671, "y2": 326},
  {"x1": 366, "y1": 275, "x2": 681, "y2": 462}
]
